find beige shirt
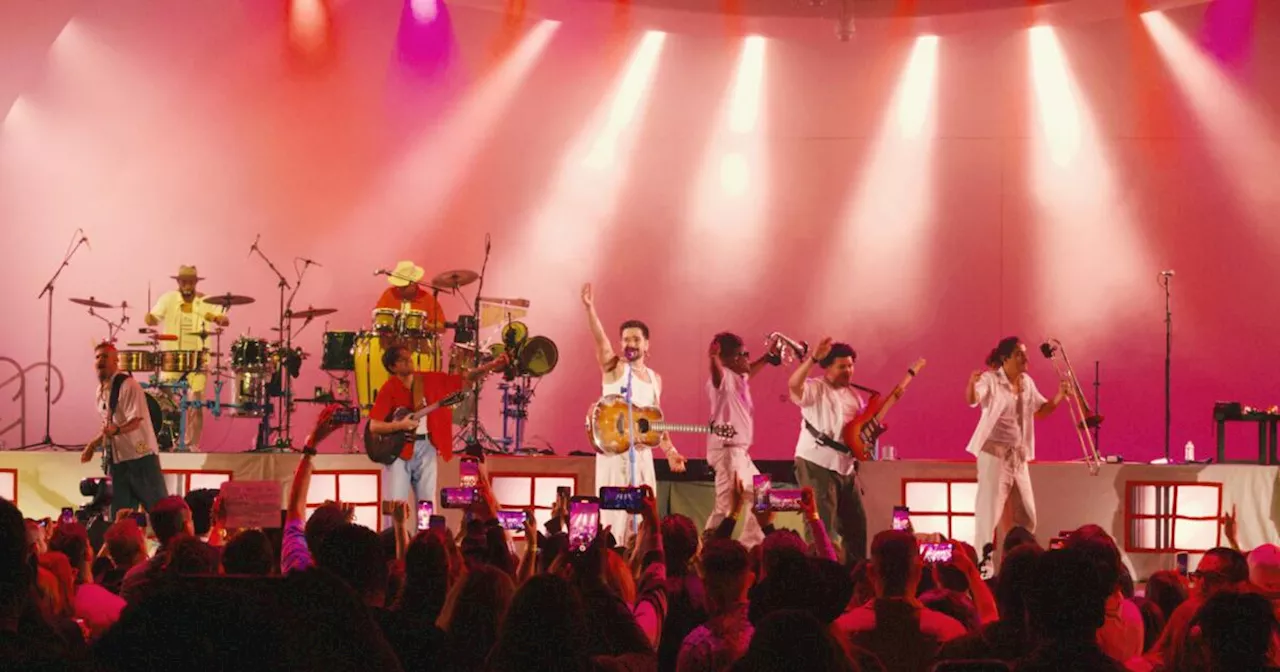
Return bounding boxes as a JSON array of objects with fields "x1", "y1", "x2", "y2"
[
  {"x1": 149, "y1": 290, "x2": 223, "y2": 351},
  {"x1": 792, "y1": 378, "x2": 863, "y2": 475},
  {"x1": 96, "y1": 375, "x2": 159, "y2": 462},
  {"x1": 965, "y1": 369, "x2": 1048, "y2": 460}
]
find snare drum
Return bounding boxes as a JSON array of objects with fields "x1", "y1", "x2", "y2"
[
  {"x1": 231, "y1": 337, "x2": 271, "y2": 371},
  {"x1": 231, "y1": 372, "x2": 269, "y2": 417},
  {"x1": 400, "y1": 309, "x2": 428, "y2": 335},
  {"x1": 372, "y1": 308, "x2": 399, "y2": 333},
  {"x1": 321, "y1": 331, "x2": 359, "y2": 371},
  {"x1": 117, "y1": 350, "x2": 157, "y2": 373},
  {"x1": 159, "y1": 350, "x2": 208, "y2": 373}
]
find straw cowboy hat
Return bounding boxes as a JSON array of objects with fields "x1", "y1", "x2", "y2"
[
  {"x1": 387, "y1": 260, "x2": 425, "y2": 288},
  {"x1": 171, "y1": 265, "x2": 205, "y2": 281}
]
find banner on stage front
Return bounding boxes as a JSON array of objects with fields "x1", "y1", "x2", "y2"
[{"x1": 220, "y1": 480, "x2": 283, "y2": 529}]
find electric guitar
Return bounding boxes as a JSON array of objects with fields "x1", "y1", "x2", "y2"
[
  {"x1": 363, "y1": 391, "x2": 468, "y2": 465},
  {"x1": 841, "y1": 358, "x2": 927, "y2": 461},
  {"x1": 586, "y1": 394, "x2": 736, "y2": 456}
]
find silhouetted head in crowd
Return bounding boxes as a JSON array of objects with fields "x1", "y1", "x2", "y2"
[
  {"x1": 313, "y1": 523, "x2": 387, "y2": 606},
  {"x1": 869, "y1": 530, "x2": 920, "y2": 599},
  {"x1": 184, "y1": 488, "x2": 218, "y2": 537},
  {"x1": 399, "y1": 529, "x2": 452, "y2": 621},
  {"x1": 662, "y1": 514, "x2": 700, "y2": 576},
  {"x1": 1192, "y1": 547, "x2": 1249, "y2": 600},
  {"x1": 1195, "y1": 590, "x2": 1278, "y2": 671},
  {"x1": 438, "y1": 563, "x2": 515, "y2": 668},
  {"x1": 1064, "y1": 524, "x2": 1123, "y2": 594},
  {"x1": 489, "y1": 574, "x2": 591, "y2": 672},
  {"x1": 1026, "y1": 548, "x2": 1110, "y2": 642},
  {"x1": 1003, "y1": 525, "x2": 1037, "y2": 554},
  {"x1": 920, "y1": 587, "x2": 980, "y2": 631},
  {"x1": 731, "y1": 609, "x2": 857, "y2": 672},
  {"x1": 150, "y1": 496, "x2": 194, "y2": 546},
  {"x1": 104, "y1": 519, "x2": 147, "y2": 570},
  {"x1": 48, "y1": 521, "x2": 93, "y2": 585},
  {"x1": 701, "y1": 539, "x2": 753, "y2": 614},
  {"x1": 1248, "y1": 543, "x2": 1280, "y2": 596},
  {"x1": 164, "y1": 534, "x2": 220, "y2": 575},
  {"x1": 305, "y1": 501, "x2": 352, "y2": 550},
  {"x1": 1131, "y1": 596, "x2": 1165, "y2": 653},
  {"x1": 0, "y1": 499, "x2": 34, "y2": 623},
  {"x1": 994, "y1": 543, "x2": 1043, "y2": 627},
  {"x1": 222, "y1": 529, "x2": 276, "y2": 575},
  {"x1": 1144, "y1": 570, "x2": 1188, "y2": 627},
  {"x1": 759, "y1": 528, "x2": 807, "y2": 580},
  {"x1": 24, "y1": 519, "x2": 48, "y2": 556}
]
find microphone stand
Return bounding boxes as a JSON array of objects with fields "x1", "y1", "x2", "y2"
[
  {"x1": 469, "y1": 236, "x2": 492, "y2": 455},
  {"x1": 624, "y1": 352, "x2": 637, "y2": 539},
  {"x1": 1161, "y1": 273, "x2": 1173, "y2": 462},
  {"x1": 19, "y1": 232, "x2": 88, "y2": 450},
  {"x1": 251, "y1": 241, "x2": 291, "y2": 452}
]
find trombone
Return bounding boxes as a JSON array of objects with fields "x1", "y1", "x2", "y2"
[{"x1": 1040, "y1": 338, "x2": 1105, "y2": 475}]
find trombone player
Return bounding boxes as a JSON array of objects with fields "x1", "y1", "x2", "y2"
[{"x1": 964, "y1": 336, "x2": 1072, "y2": 559}]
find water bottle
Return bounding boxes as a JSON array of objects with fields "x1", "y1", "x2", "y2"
[{"x1": 1184, "y1": 441, "x2": 1195, "y2": 463}]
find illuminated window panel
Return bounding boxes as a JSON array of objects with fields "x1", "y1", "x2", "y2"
[
  {"x1": 902, "y1": 479, "x2": 977, "y2": 547},
  {"x1": 162, "y1": 470, "x2": 234, "y2": 498},
  {"x1": 0, "y1": 469, "x2": 15, "y2": 503},
  {"x1": 491, "y1": 473, "x2": 578, "y2": 541},
  {"x1": 307, "y1": 470, "x2": 383, "y2": 530},
  {"x1": 1125, "y1": 482, "x2": 1222, "y2": 553},
  {"x1": 306, "y1": 474, "x2": 338, "y2": 505},
  {"x1": 190, "y1": 472, "x2": 232, "y2": 492}
]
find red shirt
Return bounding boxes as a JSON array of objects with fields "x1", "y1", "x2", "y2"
[{"x1": 371, "y1": 372, "x2": 463, "y2": 461}]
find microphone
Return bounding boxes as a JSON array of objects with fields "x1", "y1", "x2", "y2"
[
  {"x1": 623, "y1": 347, "x2": 639, "y2": 362},
  {"x1": 1160, "y1": 269, "x2": 1175, "y2": 277},
  {"x1": 299, "y1": 257, "x2": 322, "y2": 267},
  {"x1": 1039, "y1": 342, "x2": 1055, "y2": 359},
  {"x1": 373, "y1": 269, "x2": 387, "y2": 277},
  {"x1": 82, "y1": 234, "x2": 90, "y2": 251},
  {"x1": 248, "y1": 234, "x2": 260, "y2": 258},
  {"x1": 485, "y1": 233, "x2": 491, "y2": 254}
]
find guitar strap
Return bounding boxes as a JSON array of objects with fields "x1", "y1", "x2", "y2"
[
  {"x1": 104, "y1": 372, "x2": 128, "y2": 472},
  {"x1": 803, "y1": 419, "x2": 853, "y2": 456}
]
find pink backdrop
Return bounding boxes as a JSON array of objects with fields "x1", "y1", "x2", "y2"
[{"x1": 1, "y1": 0, "x2": 1276, "y2": 463}]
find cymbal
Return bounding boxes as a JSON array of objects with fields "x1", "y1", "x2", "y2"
[
  {"x1": 205, "y1": 293, "x2": 255, "y2": 308},
  {"x1": 290, "y1": 307, "x2": 337, "y2": 320},
  {"x1": 431, "y1": 269, "x2": 479, "y2": 290},
  {"x1": 70, "y1": 297, "x2": 115, "y2": 309}
]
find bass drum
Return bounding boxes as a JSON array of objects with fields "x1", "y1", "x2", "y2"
[
  {"x1": 144, "y1": 389, "x2": 179, "y2": 452},
  {"x1": 354, "y1": 334, "x2": 436, "y2": 416}
]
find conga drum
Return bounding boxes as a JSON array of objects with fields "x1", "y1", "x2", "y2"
[{"x1": 354, "y1": 334, "x2": 436, "y2": 415}]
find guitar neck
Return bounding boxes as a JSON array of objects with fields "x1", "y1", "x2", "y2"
[
  {"x1": 651, "y1": 422, "x2": 710, "y2": 435},
  {"x1": 873, "y1": 371, "x2": 919, "y2": 421}
]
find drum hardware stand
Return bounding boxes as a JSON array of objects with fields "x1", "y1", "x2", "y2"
[
  {"x1": 499, "y1": 377, "x2": 536, "y2": 454},
  {"x1": 86, "y1": 301, "x2": 130, "y2": 344},
  {"x1": 17, "y1": 229, "x2": 89, "y2": 451},
  {"x1": 460, "y1": 235, "x2": 493, "y2": 457}
]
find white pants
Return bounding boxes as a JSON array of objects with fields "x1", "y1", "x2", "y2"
[
  {"x1": 974, "y1": 441, "x2": 1037, "y2": 558},
  {"x1": 595, "y1": 448, "x2": 656, "y2": 548},
  {"x1": 704, "y1": 445, "x2": 765, "y2": 548}
]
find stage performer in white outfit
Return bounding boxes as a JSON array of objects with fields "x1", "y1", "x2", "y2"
[
  {"x1": 965, "y1": 336, "x2": 1071, "y2": 559},
  {"x1": 582, "y1": 283, "x2": 687, "y2": 546}
]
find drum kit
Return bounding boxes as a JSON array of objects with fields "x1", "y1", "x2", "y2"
[{"x1": 69, "y1": 260, "x2": 562, "y2": 454}]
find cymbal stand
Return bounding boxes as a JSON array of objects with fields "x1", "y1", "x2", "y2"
[
  {"x1": 17, "y1": 229, "x2": 88, "y2": 450},
  {"x1": 461, "y1": 235, "x2": 492, "y2": 456},
  {"x1": 250, "y1": 239, "x2": 291, "y2": 452},
  {"x1": 499, "y1": 377, "x2": 534, "y2": 454},
  {"x1": 86, "y1": 300, "x2": 130, "y2": 344}
]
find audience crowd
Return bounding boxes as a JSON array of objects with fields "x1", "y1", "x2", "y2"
[{"x1": 2, "y1": 451, "x2": 1277, "y2": 672}]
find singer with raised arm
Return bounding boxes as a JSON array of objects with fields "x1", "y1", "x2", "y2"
[
  {"x1": 964, "y1": 336, "x2": 1071, "y2": 562},
  {"x1": 581, "y1": 283, "x2": 686, "y2": 546},
  {"x1": 144, "y1": 265, "x2": 229, "y2": 451},
  {"x1": 787, "y1": 337, "x2": 868, "y2": 564}
]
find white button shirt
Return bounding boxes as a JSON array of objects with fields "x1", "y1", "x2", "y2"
[
  {"x1": 964, "y1": 369, "x2": 1048, "y2": 460},
  {"x1": 792, "y1": 378, "x2": 863, "y2": 476}
]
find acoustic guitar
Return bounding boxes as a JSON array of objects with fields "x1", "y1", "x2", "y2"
[
  {"x1": 364, "y1": 391, "x2": 467, "y2": 465},
  {"x1": 841, "y1": 358, "x2": 927, "y2": 461},
  {"x1": 586, "y1": 394, "x2": 736, "y2": 456}
]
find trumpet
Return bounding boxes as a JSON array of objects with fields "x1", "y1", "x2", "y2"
[
  {"x1": 766, "y1": 332, "x2": 809, "y2": 363},
  {"x1": 1039, "y1": 338, "x2": 1105, "y2": 475}
]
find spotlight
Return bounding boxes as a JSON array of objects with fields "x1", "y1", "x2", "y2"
[{"x1": 835, "y1": 0, "x2": 855, "y2": 42}]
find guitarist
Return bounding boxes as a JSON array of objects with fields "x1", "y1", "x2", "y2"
[
  {"x1": 80, "y1": 342, "x2": 169, "y2": 518},
  {"x1": 582, "y1": 283, "x2": 687, "y2": 546},
  {"x1": 369, "y1": 345, "x2": 508, "y2": 526},
  {"x1": 787, "y1": 337, "x2": 868, "y2": 564}
]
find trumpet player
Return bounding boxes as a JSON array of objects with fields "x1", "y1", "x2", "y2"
[
  {"x1": 703, "y1": 332, "x2": 779, "y2": 547},
  {"x1": 965, "y1": 336, "x2": 1072, "y2": 558}
]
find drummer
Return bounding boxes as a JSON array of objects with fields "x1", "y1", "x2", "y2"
[
  {"x1": 377, "y1": 260, "x2": 446, "y2": 331},
  {"x1": 145, "y1": 265, "x2": 229, "y2": 452}
]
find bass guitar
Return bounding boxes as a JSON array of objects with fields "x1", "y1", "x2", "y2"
[
  {"x1": 841, "y1": 358, "x2": 926, "y2": 460},
  {"x1": 364, "y1": 391, "x2": 468, "y2": 465},
  {"x1": 586, "y1": 394, "x2": 736, "y2": 456}
]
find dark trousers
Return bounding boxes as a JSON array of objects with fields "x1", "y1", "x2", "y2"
[
  {"x1": 110, "y1": 453, "x2": 169, "y2": 517},
  {"x1": 795, "y1": 456, "x2": 867, "y2": 564}
]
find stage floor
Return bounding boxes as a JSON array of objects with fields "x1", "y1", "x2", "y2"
[{"x1": 1, "y1": 450, "x2": 1272, "y2": 580}]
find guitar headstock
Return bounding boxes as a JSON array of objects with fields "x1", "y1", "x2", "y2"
[
  {"x1": 909, "y1": 358, "x2": 927, "y2": 376},
  {"x1": 711, "y1": 423, "x2": 737, "y2": 439},
  {"x1": 439, "y1": 390, "x2": 469, "y2": 408}
]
